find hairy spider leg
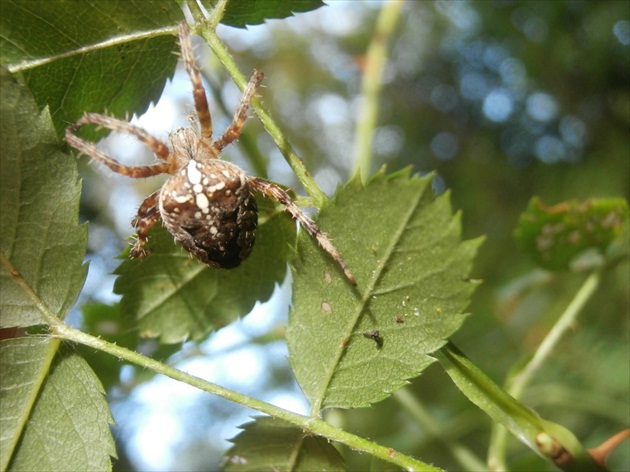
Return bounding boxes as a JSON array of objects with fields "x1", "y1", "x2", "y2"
[
  {"x1": 65, "y1": 113, "x2": 173, "y2": 178},
  {"x1": 178, "y1": 21, "x2": 213, "y2": 143},
  {"x1": 251, "y1": 178, "x2": 356, "y2": 285},
  {"x1": 212, "y1": 70, "x2": 265, "y2": 153},
  {"x1": 130, "y1": 189, "x2": 162, "y2": 258}
]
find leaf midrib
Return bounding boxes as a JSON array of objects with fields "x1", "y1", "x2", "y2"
[
  {"x1": 134, "y1": 255, "x2": 210, "y2": 335},
  {"x1": 8, "y1": 26, "x2": 176, "y2": 73},
  {"x1": 0, "y1": 253, "x2": 63, "y2": 470},
  {"x1": 310, "y1": 181, "x2": 427, "y2": 414}
]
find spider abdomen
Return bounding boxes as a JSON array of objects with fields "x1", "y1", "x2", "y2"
[{"x1": 159, "y1": 159, "x2": 257, "y2": 269}]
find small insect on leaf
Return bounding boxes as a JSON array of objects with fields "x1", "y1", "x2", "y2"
[{"x1": 363, "y1": 330, "x2": 383, "y2": 348}]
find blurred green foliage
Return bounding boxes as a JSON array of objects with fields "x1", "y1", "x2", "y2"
[
  {"x1": 5, "y1": 1, "x2": 624, "y2": 470},
  {"x1": 225, "y1": 2, "x2": 628, "y2": 470},
  {"x1": 74, "y1": 1, "x2": 628, "y2": 470},
  {"x1": 514, "y1": 197, "x2": 628, "y2": 271}
]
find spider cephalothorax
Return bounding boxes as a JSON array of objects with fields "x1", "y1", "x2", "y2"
[{"x1": 66, "y1": 21, "x2": 355, "y2": 284}]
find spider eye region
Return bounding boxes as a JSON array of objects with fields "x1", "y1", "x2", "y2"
[{"x1": 159, "y1": 159, "x2": 257, "y2": 269}]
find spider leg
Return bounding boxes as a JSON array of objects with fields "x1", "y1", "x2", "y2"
[
  {"x1": 178, "y1": 21, "x2": 213, "y2": 143},
  {"x1": 251, "y1": 178, "x2": 356, "y2": 285},
  {"x1": 130, "y1": 189, "x2": 161, "y2": 258},
  {"x1": 66, "y1": 113, "x2": 173, "y2": 177},
  {"x1": 213, "y1": 70, "x2": 265, "y2": 152}
]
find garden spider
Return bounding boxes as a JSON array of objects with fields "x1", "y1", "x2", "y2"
[{"x1": 65, "y1": 21, "x2": 355, "y2": 285}]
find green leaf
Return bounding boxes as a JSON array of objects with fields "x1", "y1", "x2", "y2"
[
  {"x1": 217, "y1": 0, "x2": 326, "y2": 28},
  {"x1": 607, "y1": 217, "x2": 629, "y2": 262},
  {"x1": 0, "y1": 68, "x2": 87, "y2": 327},
  {"x1": 515, "y1": 197, "x2": 629, "y2": 271},
  {"x1": 435, "y1": 343, "x2": 604, "y2": 471},
  {"x1": 0, "y1": 338, "x2": 116, "y2": 471},
  {"x1": 1, "y1": 0, "x2": 183, "y2": 136},
  {"x1": 113, "y1": 199, "x2": 296, "y2": 343},
  {"x1": 225, "y1": 416, "x2": 345, "y2": 472},
  {"x1": 0, "y1": 69, "x2": 114, "y2": 471},
  {"x1": 287, "y1": 169, "x2": 483, "y2": 411}
]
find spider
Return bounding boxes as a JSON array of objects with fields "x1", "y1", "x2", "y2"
[{"x1": 66, "y1": 21, "x2": 355, "y2": 285}]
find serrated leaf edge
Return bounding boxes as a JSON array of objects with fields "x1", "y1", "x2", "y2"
[{"x1": 311, "y1": 172, "x2": 434, "y2": 412}]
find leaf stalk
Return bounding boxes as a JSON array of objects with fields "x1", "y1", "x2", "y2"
[
  {"x1": 51, "y1": 321, "x2": 439, "y2": 471},
  {"x1": 436, "y1": 341, "x2": 603, "y2": 471},
  {"x1": 394, "y1": 388, "x2": 486, "y2": 471},
  {"x1": 352, "y1": 0, "x2": 404, "y2": 181},
  {"x1": 488, "y1": 268, "x2": 603, "y2": 469}
]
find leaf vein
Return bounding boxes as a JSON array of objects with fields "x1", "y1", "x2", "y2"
[{"x1": 311, "y1": 182, "x2": 429, "y2": 412}]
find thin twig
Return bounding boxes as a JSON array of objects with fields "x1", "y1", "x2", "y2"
[{"x1": 352, "y1": 0, "x2": 404, "y2": 181}]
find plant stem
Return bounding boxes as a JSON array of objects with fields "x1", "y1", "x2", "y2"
[
  {"x1": 435, "y1": 342, "x2": 602, "y2": 471},
  {"x1": 352, "y1": 0, "x2": 404, "y2": 181},
  {"x1": 198, "y1": 27, "x2": 328, "y2": 208},
  {"x1": 395, "y1": 388, "x2": 486, "y2": 471},
  {"x1": 435, "y1": 342, "x2": 543, "y2": 452},
  {"x1": 508, "y1": 269, "x2": 602, "y2": 399},
  {"x1": 50, "y1": 321, "x2": 439, "y2": 472},
  {"x1": 185, "y1": 0, "x2": 206, "y2": 24},
  {"x1": 4, "y1": 247, "x2": 435, "y2": 470},
  {"x1": 488, "y1": 269, "x2": 603, "y2": 470},
  {"x1": 205, "y1": 0, "x2": 229, "y2": 29}
]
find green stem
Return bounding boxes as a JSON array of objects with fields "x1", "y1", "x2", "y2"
[
  {"x1": 394, "y1": 389, "x2": 486, "y2": 471},
  {"x1": 197, "y1": 26, "x2": 327, "y2": 208},
  {"x1": 352, "y1": 0, "x2": 404, "y2": 181},
  {"x1": 436, "y1": 342, "x2": 602, "y2": 471},
  {"x1": 508, "y1": 269, "x2": 601, "y2": 399},
  {"x1": 435, "y1": 342, "x2": 543, "y2": 451},
  {"x1": 205, "y1": 0, "x2": 229, "y2": 29},
  {"x1": 51, "y1": 322, "x2": 437, "y2": 472},
  {"x1": 488, "y1": 269, "x2": 603, "y2": 470},
  {"x1": 185, "y1": 0, "x2": 205, "y2": 24},
  {"x1": 3, "y1": 251, "x2": 436, "y2": 470}
]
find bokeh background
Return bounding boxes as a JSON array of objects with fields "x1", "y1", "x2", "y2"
[{"x1": 74, "y1": 2, "x2": 629, "y2": 470}]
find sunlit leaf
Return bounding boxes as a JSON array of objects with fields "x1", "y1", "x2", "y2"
[
  {"x1": 1, "y1": 0, "x2": 183, "y2": 136},
  {"x1": 287, "y1": 169, "x2": 482, "y2": 410},
  {"x1": 217, "y1": 0, "x2": 326, "y2": 28},
  {"x1": 114, "y1": 199, "x2": 296, "y2": 343},
  {"x1": 0, "y1": 338, "x2": 116, "y2": 471},
  {"x1": 225, "y1": 417, "x2": 345, "y2": 472},
  {"x1": 515, "y1": 197, "x2": 629, "y2": 271},
  {"x1": 0, "y1": 69, "x2": 87, "y2": 328}
]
